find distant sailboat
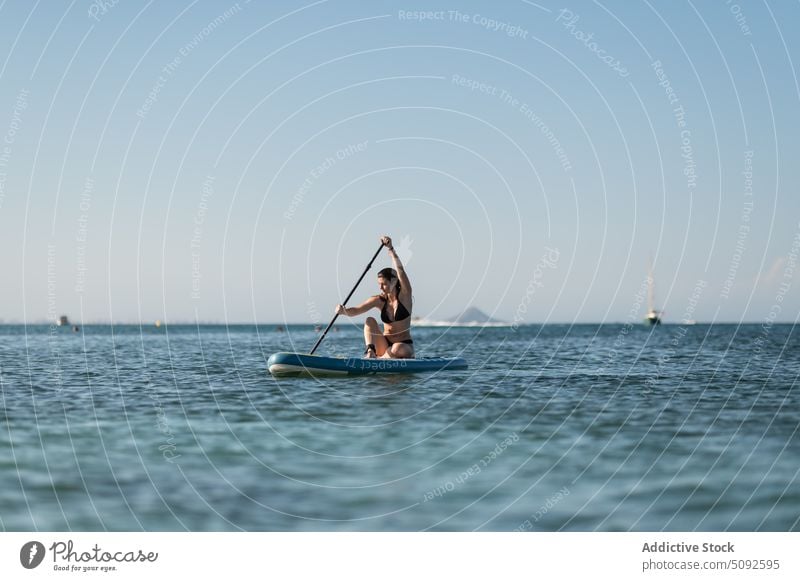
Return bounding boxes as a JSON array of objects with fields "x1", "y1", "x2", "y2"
[{"x1": 645, "y1": 261, "x2": 662, "y2": 325}]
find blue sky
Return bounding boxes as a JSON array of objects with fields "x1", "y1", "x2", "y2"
[{"x1": 0, "y1": 0, "x2": 797, "y2": 324}]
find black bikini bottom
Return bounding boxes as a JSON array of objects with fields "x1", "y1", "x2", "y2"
[{"x1": 385, "y1": 336, "x2": 414, "y2": 346}]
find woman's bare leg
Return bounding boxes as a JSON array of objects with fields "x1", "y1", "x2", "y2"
[
  {"x1": 363, "y1": 317, "x2": 389, "y2": 357},
  {"x1": 387, "y1": 343, "x2": 414, "y2": 359}
]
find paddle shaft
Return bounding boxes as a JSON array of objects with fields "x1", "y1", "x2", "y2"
[{"x1": 309, "y1": 243, "x2": 385, "y2": 355}]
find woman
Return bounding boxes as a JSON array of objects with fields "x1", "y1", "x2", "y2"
[{"x1": 335, "y1": 235, "x2": 414, "y2": 359}]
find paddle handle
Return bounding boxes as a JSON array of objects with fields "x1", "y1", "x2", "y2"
[{"x1": 309, "y1": 243, "x2": 385, "y2": 355}]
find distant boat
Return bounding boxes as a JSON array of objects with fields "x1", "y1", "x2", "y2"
[
  {"x1": 57, "y1": 315, "x2": 70, "y2": 326},
  {"x1": 645, "y1": 261, "x2": 662, "y2": 325}
]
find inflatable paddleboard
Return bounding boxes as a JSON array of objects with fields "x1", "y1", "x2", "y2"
[{"x1": 267, "y1": 352, "x2": 468, "y2": 377}]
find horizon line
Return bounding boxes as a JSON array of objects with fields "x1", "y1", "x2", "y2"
[{"x1": 1, "y1": 320, "x2": 797, "y2": 326}]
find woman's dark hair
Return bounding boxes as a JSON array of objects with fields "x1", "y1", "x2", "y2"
[{"x1": 377, "y1": 268, "x2": 401, "y2": 294}]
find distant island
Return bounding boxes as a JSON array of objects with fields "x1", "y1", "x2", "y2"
[{"x1": 413, "y1": 306, "x2": 510, "y2": 327}]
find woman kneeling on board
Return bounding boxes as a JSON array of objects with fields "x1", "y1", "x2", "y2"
[{"x1": 335, "y1": 235, "x2": 414, "y2": 359}]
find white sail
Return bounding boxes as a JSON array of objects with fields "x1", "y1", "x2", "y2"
[{"x1": 646, "y1": 259, "x2": 662, "y2": 325}]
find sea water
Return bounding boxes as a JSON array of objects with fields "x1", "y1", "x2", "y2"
[{"x1": 0, "y1": 323, "x2": 797, "y2": 531}]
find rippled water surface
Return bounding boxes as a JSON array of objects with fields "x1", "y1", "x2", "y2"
[{"x1": 1, "y1": 323, "x2": 798, "y2": 531}]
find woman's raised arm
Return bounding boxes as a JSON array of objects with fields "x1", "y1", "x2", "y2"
[{"x1": 381, "y1": 235, "x2": 411, "y2": 294}]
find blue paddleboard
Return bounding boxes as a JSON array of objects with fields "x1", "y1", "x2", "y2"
[{"x1": 267, "y1": 352, "x2": 468, "y2": 377}]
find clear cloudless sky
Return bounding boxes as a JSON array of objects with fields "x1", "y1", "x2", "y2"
[{"x1": 0, "y1": 0, "x2": 798, "y2": 324}]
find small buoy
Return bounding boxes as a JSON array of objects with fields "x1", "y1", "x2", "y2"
[
  {"x1": 275, "y1": 325, "x2": 285, "y2": 332},
  {"x1": 72, "y1": 325, "x2": 80, "y2": 333},
  {"x1": 155, "y1": 320, "x2": 162, "y2": 328}
]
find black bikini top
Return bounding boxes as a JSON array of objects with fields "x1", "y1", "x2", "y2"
[{"x1": 380, "y1": 295, "x2": 411, "y2": 323}]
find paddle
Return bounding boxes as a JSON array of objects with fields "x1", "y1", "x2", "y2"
[{"x1": 309, "y1": 243, "x2": 385, "y2": 355}]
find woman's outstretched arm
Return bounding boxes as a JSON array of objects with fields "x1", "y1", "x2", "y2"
[{"x1": 336, "y1": 295, "x2": 382, "y2": 317}]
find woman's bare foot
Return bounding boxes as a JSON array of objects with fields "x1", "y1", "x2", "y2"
[{"x1": 364, "y1": 344, "x2": 377, "y2": 359}]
